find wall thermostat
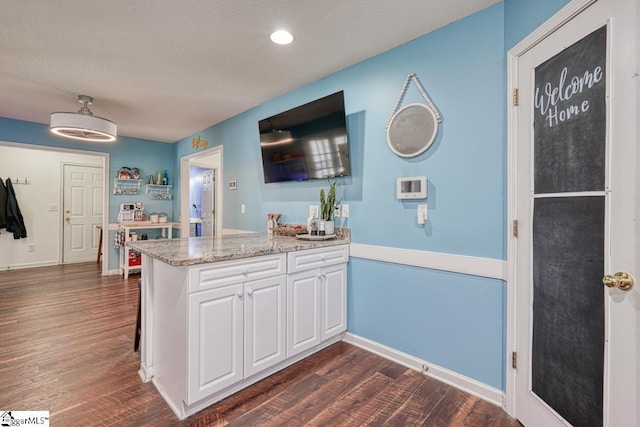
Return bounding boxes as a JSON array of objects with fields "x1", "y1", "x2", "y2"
[{"x1": 397, "y1": 176, "x2": 427, "y2": 199}]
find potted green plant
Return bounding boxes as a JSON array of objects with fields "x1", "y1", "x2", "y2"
[{"x1": 320, "y1": 180, "x2": 337, "y2": 235}]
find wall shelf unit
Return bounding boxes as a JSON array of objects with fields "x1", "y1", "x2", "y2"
[
  {"x1": 146, "y1": 184, "x2": 173, "y2": 200},
  {"x1": 113, "y1": 179, "x2": 143, "y2": 195}
]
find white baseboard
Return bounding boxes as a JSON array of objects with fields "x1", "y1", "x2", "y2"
[
  {"x1": 343, "y1": 332, "x2": 505, "y2": 407},
  {"x1": 1, "y1": 260, "x2": 59, "y2": 271},
  {"x1": 106, "y1": 268, "x2": 123, "y2": 276}
]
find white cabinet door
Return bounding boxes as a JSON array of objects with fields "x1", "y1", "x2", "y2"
[
  {"x1": 286, "y1": 269, "x2": 321, "y2": 358},
  {"x1": 244, "y1": 275, "x2": 286, "y2": 378},
  {"x1": 321, "y1": 263, "x2": 347, "y2": 340},
  {"x1": 187, "y1": 283, "x2": 244, "y2": 405}
]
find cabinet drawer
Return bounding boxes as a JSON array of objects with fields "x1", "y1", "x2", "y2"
[
  {"x1": 189, "y1": 254, "x2": 286, "y2": 293},
  {"x1": 287, "y1": 245, "x2": 349, "y2": 274}
]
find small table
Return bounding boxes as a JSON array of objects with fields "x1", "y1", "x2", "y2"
[{"x1": 119, "y1": 222, "x2": 178, "y2": 278}]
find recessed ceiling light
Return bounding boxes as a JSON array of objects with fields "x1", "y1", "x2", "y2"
[{"x1": 270, "y1": 30, "x2": 294, "y2": 45}]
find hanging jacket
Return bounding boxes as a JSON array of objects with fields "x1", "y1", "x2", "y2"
[
  {"x1": 0, "y1": 178, "x2": 7, "y2": 230},
  {"x1": 5, "y1": 178, "x2": 27, "y2": 239}
]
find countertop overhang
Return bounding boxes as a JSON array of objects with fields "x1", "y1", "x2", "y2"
[{"x1": 126, "y1": 231, "x2": 350, "y2": 266}]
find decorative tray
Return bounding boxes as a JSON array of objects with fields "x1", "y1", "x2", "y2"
[
  {"x1": 295, "y1": 233, "x2": 337, "y2": 241},
  {"x1": 273, "y1": 224, "x2": 307, "y2": 236}
]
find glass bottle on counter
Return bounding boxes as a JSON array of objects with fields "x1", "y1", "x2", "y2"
[{"x1": 309, "y1": 217, "x2": 318, "y2": 236}]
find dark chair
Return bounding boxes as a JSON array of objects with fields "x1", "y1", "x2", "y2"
[{"x1": 134, "y1": 279, "x2": 141, "y2": 351}]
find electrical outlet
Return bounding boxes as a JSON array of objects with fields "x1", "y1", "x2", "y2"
[
  {"x1": 309, "y1": 205, "x2": 319, "y2": 218},
  {"x1": 241, "y1": 203, "x2": 246, "y2": 214},
  {"x1": 28, "y1": 244, "x2": 36, "y2": 252},
  {"x1": 334, "y1": 205, "x2": 341, "y2": 218},
  {"x1": 341, "y1": 204, "x2": 349, "y2": 218}
]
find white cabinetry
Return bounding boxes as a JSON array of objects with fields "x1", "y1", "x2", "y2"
[
  {"x1": 320, "y1": 263, "x2": 347, "y2": 340},
  {"x1": 186, "y1": 254, "x2": 286, "y2": 405},
  {"x1": 244, "y1": 276, "x2": 286, "y2": 377},
  {"x1": 287, "y1": 245, "x2": 348, "y2": 358},
  {"x1": 145, "y1": 244, "x2": 348, "y2": 419},
  {"x1": 287, "y1": 270, "x2": 321, "y2": 356},
  {"x1": 188, "y1": 283, "x2": 244, "y2": 404}
]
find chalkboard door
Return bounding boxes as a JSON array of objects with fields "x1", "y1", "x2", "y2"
[{"x1": 510, "y1": 0, "x2": 639, "y2": 426}]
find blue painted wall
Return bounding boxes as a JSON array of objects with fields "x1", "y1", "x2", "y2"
[
  {"x1": 349, "y1": 258, "x2": 505, "y2": 388},
  {"x1": 174, "y1": 5, "x2": 508, "y2": 260},
  {"x1": 504, "y1": 0, "x2": 570, "y2": 50},
  {"x1": 0, "y1": 117, "x2": 174, "y2": 270},
  {"x1": 173, "y1": 4, "x2": 508, "y2": 388},
  {"x1": 171, "y1": 1, "x2": 569, "y2": 391},
  {"x1": 1, "y1": 0, "x2": 569, "y2": 392}
]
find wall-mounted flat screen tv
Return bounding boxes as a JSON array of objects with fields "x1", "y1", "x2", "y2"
[{"x1": 259, "y1": 91, "x2": 351, "y2": 183}]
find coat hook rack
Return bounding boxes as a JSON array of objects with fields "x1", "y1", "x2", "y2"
[{"x1": 13, "y1": 177, "x2": 31, "y2": 185}]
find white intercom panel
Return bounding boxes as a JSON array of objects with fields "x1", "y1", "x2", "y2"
[{"x1": 397, "y1": 176, "x2": 427, "y2": 199}]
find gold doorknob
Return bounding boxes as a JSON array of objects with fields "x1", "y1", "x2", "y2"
[
  {"x1": 65, "y1": 217, "x2": 71, "y2": 222},
  {"x1": 602, "y1": 272, "x2": 634, "y2": 291}
]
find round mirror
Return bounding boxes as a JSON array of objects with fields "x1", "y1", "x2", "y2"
[{"x1": 386, "y1": 103, "x2": 439, "y2": 157}]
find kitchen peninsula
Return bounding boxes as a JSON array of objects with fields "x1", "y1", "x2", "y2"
[{"x1": 127, "y1": 230, "x2": 350, "y2": 419}]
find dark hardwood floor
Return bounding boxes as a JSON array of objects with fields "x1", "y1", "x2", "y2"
[{"x1": 0, "y1": 263, "x2": 521, "y2": 426}]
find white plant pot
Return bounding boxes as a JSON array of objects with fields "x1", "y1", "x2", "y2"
[{"x1": 324, "y1": 220, "x2": 335, "y2": 235}]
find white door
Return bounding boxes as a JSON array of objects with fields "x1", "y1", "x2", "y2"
[
  {"x1": 286, "y1": 269, "x2": 321, "y2": 357},
  {"x1": 511, "y1": 0, "x2": 638, "y2": 426},
  {"x1": 201, "y1": 170, "x2": 215, "y2": 237},
  {"x1": 63, "y1": 164, "x2": 103, "y2": 263},
  {"x1": 244, "y1": 275, "x2": 286, "y2": 377},
  {"x1": 321, "y1": 264, "x2": 347, "y2": 340},
  {"x1": 187, "y1": 283, "x2": 244, "y2": 404}
]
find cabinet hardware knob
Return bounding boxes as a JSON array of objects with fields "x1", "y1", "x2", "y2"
[
  {"x1": 237, "y1": 291, "x2": 243, "y2": 298},
  {"x1": 247, "y1": 289, "x2": 253, "y2": 296}
]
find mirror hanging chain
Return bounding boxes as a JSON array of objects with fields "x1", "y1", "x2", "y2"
[{"x1": 386, "y1": 73, "x2": 442, "y2": 130}]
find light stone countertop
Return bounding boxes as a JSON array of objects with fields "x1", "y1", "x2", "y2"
[{"x1": 126, "y1": 229, "x2": 350, "y2": 267}]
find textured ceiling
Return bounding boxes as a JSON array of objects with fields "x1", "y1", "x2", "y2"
[{"x1": 0, "y1": 0, "x2": 499, "y2": 143}]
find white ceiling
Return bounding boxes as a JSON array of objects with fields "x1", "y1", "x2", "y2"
[{"x1": 0, "y1": 0, "x2": 499, "y2": 143}]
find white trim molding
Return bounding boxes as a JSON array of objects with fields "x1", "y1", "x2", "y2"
[
  {"x1": 350, "y1": 243, "x2": 507, "y2": 280},
  {"x1": 343, "y1": 333, "x2": 505, "y2": 407}
]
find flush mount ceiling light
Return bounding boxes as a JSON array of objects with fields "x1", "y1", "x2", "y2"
[
  {"x1": 50, "y1": 95, "x2": 117, "y2": 142},
  {"x1": 270, "y1": 29, "x2": 294, "y2": 45}
]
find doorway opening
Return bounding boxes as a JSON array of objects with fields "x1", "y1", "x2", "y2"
[
  {"x1": 180, "y1": 146, "x2": 223, "y2": 237},
  {"x1": 189, "y1": 166, "x2": 215, "y2": 237}
]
